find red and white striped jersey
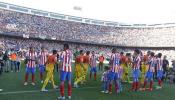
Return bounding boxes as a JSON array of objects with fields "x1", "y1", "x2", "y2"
[
  {"x1": 133, "y1": 56, "x2": 141, "y2": 70},
  {"x1": 26, "y1": 51, "x2": 37, "y2": 68},
  {"x1": 38, "y1": 51, "x2": 48, "y2": 65},
  {"x1": 148, "y1": 57, "x2": 156, "y2": 72},
  {"x1": 157, "y1": 58, "x2": 163, "y2": 71},
  {"x1": 90, "y1": 55, "x2": 97, "y2": 67},
  {"x1": 110, "y1": 53, "x2": 121, "y2": 73},
  {"x1": 60, "y1": 49, "x2": 73, "y2": 72}
]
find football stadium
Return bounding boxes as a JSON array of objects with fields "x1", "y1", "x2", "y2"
[{"x1": 0, "y1": 0, "x2": 175, "y2": 100}]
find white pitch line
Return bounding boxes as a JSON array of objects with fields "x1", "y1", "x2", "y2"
[{"x1": 0, "y1": 86, "x2": 98, "y2": 95}]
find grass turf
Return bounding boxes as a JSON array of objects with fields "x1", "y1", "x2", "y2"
[{"x1": 0, "y1": 62, "x2": 175, "y2": 100}]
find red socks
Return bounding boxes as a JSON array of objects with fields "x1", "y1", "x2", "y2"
[
  {"x1": 131, "y1": 82, "x2": 139, "y2": 91},
  {"x1": 25, "y1": 73, "x2": 35, "y2": 83},
  {"x1": 25, "y1": 73, "x2": 28, "y2": 82},
  {"x1": 94, "y1": 73, "x2": 97, "y2": 80},
  {"x1": 136, "y1": 82, "x2": 139, "y2": 90},
  {"x1": 60, "y1": 84, "x2": 64, "y2": 97},
  {"x1": 143, "y1": 81, "x2": 154, "y2": 91},
  {"x1": 109, "y1": 83, "x2": 112, "y2": 93},
  {"x1": 32, "y1": 74, "x2": 35, "y2": 82},
  {"x1": 158, "y1": 79, "x2": 162, "y2": 87},
  {"x1": 115, "y1": 83, "x2": 119, "y2": 92},
  {"x1": 90, "y1": 73, "x2": 97, "y2": 80},
  {"x1": 68, "y1": 84, "x2": 72, "y2": 96},
  {"x1": 60, "y1": 83, "x2": 72, "y2": 97},
  {"x1": 150, "y1": 81, "x2": 153, "y2": 89},
  {"x1": 131, "y1": 82, "x2": 136, "y2": 90}
]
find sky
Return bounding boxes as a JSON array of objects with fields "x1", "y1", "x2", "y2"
[{"x1": 1, "y1": 0, "x2": 175, "y2": 24}]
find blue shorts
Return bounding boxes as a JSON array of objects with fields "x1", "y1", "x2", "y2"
[
  {"x1": 157, "y1": 70, "x2": 163, "y2": 79},
  {"x1": 39, "y1": 64, "x2": 45, "y2": 73},
  {"x1": 90, "y1": 67, "x2": 97, "y2": 73},
  {"x1": 60, "y1": 71, "x2": 72, "y2": 81},
  {"x1": 109, "y1": 72, "x2": 119, "y2": 81},
  {"x1": 132, "y1": 69, "x2": 140, "y2": 78},
  {"x1": 146, "y1": 71, "x2": 153, "y2": 80},
  {"x1": 26, "y1": 67, "x2": 36, "y2": 74}
]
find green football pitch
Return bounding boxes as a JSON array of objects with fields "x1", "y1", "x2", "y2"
[{"x1": 0, "y1": 62, "x2": 175, "y2": 100}]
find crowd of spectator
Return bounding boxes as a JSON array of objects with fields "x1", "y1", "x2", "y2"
[
  {"x1": 0, "y1": 8, "x2": 175, "y2": 61},
  {"x1": 1, "y1": 36, "x2": 175, "y2": 62},
  {"x1": 1, "y1": 9, "x2": 175, "y2": 47}
]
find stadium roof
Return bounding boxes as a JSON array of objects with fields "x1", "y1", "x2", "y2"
[{"x1": 1, "y1": 0, "x2": 175, "y2": 24}]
